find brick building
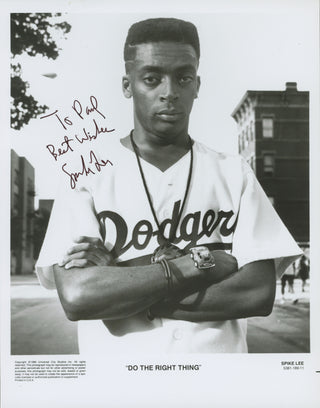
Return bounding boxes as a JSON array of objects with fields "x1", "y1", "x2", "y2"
[
  {"x1": 231, "y1": 82, "x2": 309, "y2": 246},
  {"x1": 11, "y1": 150, "x2": 35, "y2": 274}
]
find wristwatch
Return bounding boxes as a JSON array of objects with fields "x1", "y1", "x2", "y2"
[{"x1": 189, "y1": 246, "x2": 215, "y2": 269}]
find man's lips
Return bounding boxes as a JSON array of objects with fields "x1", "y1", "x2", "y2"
[
  {"x1": 157, "y1": 109, "x2": 181, "y2": 114},
  {"x1": 156, "y1": 110, "x2": 183, "y2": 121}
]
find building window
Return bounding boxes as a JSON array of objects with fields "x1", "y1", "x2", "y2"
[
  {"x1": 262, "y1": 118, "x2": 274, "y2": 138},
  {"x1": 241, "y1": 131, "x2": 245, "y2": 150},
  {"x1": 13, "y1": 193, "x2": 19, "y2": 213},
  {"x1": 263, "y1": 154, "x2": 275, "y2": 176},
  {"x1": 14, "y1": 169, "x2": 20, "y2": 186},
  {"x1": 26, "y1": 178, "x2": 34, "y2": 255},
  {"x1": 245, "y1": 126, "x2": 249, "y2": 147},
  {"x1": 250, "y1": 121, "x2": 254, "y2": 141}
]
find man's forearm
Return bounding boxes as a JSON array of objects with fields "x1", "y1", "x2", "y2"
[
  {"x1": 54, "y1": 255, "x2": 206, "y2": 321},
  {"x1": 150, "y1": 259, "x2": 276, "y2": 322},
  {"x1": 53, "y1": 250, "x2": 238, "y2": 321}
]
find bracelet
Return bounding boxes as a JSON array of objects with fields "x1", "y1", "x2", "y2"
[
  {"x1": 159, "y1": 258, "x2": 173, "y2": 297},
  {"x1": 147, "y1": 259, "x2": 173, "y2": 321}
]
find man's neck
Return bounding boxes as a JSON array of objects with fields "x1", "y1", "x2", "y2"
[{"x1": 121, "y1": 129, "x2": 192, "y2": 172}]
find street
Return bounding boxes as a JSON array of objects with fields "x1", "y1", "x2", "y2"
[{"x1": 10, "y1": 275, "x2": 310, "y2": 355}]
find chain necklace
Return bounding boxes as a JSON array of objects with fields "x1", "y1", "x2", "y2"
[{"x1": 130, "y1": 129, "x2": 193, "y2": 246}]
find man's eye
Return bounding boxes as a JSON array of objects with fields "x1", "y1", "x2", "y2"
[
  {"x1": 179, "y1": 76, "x2": 193, "y2": 84},
  {"x1": 143, "y1": 76, "x2": 160, "y2": 85}
]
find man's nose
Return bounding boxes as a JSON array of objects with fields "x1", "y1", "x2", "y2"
[{"x1": 159, "y1": 77, "x2": 179, "y2": 102}]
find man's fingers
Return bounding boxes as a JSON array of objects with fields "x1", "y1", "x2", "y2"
[
  {"x1": 74, "y1": 236, "x2": 104, "y2": 247},
  {"x1": 58, "y1": 238, "x2": 114, "y2": 267},
  {"x1": 64, "y1": 259, "x2": 94, "y2": 269},
  {"x1": 60, "y1": 251, "x2": 101, "y2": 265},
  {"x1": 66, "y1": 243, "x2": 91, "y2": 255},
  {"x1": 65, "y1": 242, "x2": 110, "y2": 257}
]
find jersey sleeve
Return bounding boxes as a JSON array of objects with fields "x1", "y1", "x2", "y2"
[
  {"x1": 36, "y1": 180, "x2": 102, "y2": 290},
  {"x1": 231, "y1": 161, "x2": 302, "y2": 278}
]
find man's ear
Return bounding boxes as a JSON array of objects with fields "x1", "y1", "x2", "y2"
[
  {"x1": 122, "y1": 75, "x2": 132, "y2": 98},
  {"x1": 195, "y1": 76, "x2": 201, "y2": 99}
]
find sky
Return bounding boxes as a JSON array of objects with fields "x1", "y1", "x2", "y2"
[{"x1": 9, "y1": 6, "x2": 318, "y2": 201}]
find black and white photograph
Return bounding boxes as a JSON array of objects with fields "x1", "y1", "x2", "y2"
[{"x1": 1, "y1": 1, "x2": 319, "y2": 407}]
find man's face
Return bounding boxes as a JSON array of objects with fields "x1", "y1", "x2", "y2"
[{"x1": 123, "y1": 42, "x2": 200, "y2": 141}]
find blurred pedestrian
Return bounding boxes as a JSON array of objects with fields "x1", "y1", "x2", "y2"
[
  {"x1": 297, "y1": 254, "x2": 309, "y2": 292},
  {"x1": 281, "y1": 262, "x2": 295, "y2": 300}
]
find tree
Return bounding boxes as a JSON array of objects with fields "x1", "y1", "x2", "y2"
[{"x1": 11, "y1": 13, "x2": 71, "y2": 130}]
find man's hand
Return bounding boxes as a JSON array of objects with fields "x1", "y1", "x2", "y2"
[
  {"x1": 151, "y1": 243, "x2": 185, "y2": 263},
  {"x1": 58, "y1": 236, "x2": 114, "y2": 269}
]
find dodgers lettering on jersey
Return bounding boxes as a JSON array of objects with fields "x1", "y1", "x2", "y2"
[{"x1": 98, "y1": 199, "x2": 237, "y2": 259}]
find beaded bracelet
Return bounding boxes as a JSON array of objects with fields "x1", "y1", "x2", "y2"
[
  {"x1": 159, "y1": 258, "x2": 173, "y2": 296},
  {"x1": 147, "y1": 258, "x2": 173, "y2": 322}
]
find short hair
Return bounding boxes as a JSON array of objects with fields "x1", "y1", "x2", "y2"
[{"x1": 124, "y1": 18, "x2": 200, "y2": 62}]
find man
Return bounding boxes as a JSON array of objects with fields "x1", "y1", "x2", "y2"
[
  {"x1": 281, "y1": 262, "x2": 295, "y2": 299},
  {"x1": 297, "y1": 254, "x2": 309, "y2": 292},
  {"x1": 37, "y1": 18, "x2": 301, "y2": 353}
]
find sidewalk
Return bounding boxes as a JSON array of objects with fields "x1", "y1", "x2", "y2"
[
  {"x1": 274, "y1": 278, "x2": 310, "y2": 304},
  {"x1": 11, "y1": 273, "x2": 57, "y2": 299},
  {"x1": 247, "y1": 279, "x2": 310, "y2": 353},
  {"x1": 11, "y1": 273, "x2": 39, "y2": 285}
]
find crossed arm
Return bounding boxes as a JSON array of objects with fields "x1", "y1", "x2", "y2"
[{"x1": 53, "y1": 237, "x2": 276, "y2": 322}]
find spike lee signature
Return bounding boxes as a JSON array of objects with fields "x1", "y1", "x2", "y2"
[{"x1": 62, "y1": 150, "x2": 113, "y2": 189}]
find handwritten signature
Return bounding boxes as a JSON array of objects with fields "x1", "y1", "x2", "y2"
[
  {"x1": 46, "y1": 135, "x2": 75, "y2": 161},
  {"x1": 72, "y1": 95, "x2": 105, "y2": 120},
  {"x1": 40, "y1": 95, "x2": 110, "y2": 130},
  {"x1": 46, "y1": 118, "x2": 114, "y2": 161},
  {"x1": 76, "y1": 118, "x2": 114, "y2": 144},
  {"x1": 41, "y1": 95, "x2": 115, "y2": 189},
  {"x1": 62, "y1": 150, "x2": 113, "y2": 189}
]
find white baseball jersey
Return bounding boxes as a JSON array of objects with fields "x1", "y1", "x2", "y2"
[{"x1": 37, "y1": 136, "x2": 302, "y2": 353}]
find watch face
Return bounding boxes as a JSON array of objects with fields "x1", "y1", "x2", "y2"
[{"x1": 189, "y1": 246, "x2": 215, "y2": 269}]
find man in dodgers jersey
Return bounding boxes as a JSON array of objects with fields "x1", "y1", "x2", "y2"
[{"x1": 37, "y1": 18, "x2": 302, "y2": 353}]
